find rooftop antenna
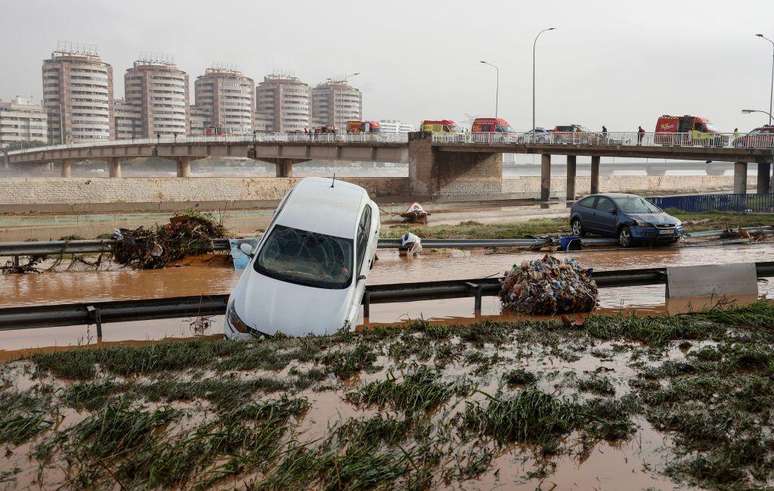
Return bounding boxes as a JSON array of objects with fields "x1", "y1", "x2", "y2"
[{"x1": 331, "y1": 173, "x2": 336, "y2": 188}]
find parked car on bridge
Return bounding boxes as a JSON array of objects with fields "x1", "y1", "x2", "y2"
[
  {"x1": 733, "y1": 125, "x2": 774, "y2": 148},
  {"x1": 654, "y1": 115, "x2": 728, "y2": 147},
  {"x1": 570, "y1": 193, "x2": 683, "y2": 247},
  {"x1": 225, "y1": 177, "x2": 380, "y2": 339},
  {"x1": 471, "y1": 117, "x2": 513, "y2": 133},
  {"x1": 517, "y1": 127, "x2": 550, "y2": 143},
  {"x1": 420, "y1": 119, "x2": 458, "y2": 133},
  {"x1": 551, "y1": 124, "x2": 599, "y2": 144}
]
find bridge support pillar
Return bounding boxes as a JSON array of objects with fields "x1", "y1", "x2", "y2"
[
  {"x1": 109, "y1": 158, "x2": 122, "y2": 178},
  {"x1": 408, "y1": 132, "x2": 501, "y2": 198},
  {"x1": 540, "y1": 154, "x2": 551, "y2": 201},
  {"x1": 566, "y1": 155, "x2": 576, "y2": 201},
  {"x1": 61, "y1": 160, "x2": 73, "y2": 178},
  {"x1": 590, "y1": 156, "x2": 600, "y2": 194},
  {"x1": 734, "y1": 162, "x2": 748, "y2": 194},
  {"x1": 275, "y1": 159, "x2": 294, "y2": 178},
  {"x1": 757, "y1": 162, "x2": 770, "y2": 194},
  {"x1": 176, "y1": 158, "x2": 191, "y2": 178}
]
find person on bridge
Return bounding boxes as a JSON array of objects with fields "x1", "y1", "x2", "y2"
[
  {"x1": 602, "y1": 126, "x2": 608, "y2": 143},
  {"x1": 637, "y1": 126, "x2": 645, "y2": 145}
]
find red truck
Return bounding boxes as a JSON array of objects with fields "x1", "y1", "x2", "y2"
[
  {"x1": 346, "y1": 121, "x2": 381, "y2": 134},
  {"x1": 471, "y1": 117, "x2": 513, "y2": 133},
  {"x1": 654, "y1": 115, "x2": 728, "y2": 147}
]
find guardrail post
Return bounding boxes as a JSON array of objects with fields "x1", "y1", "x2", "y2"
[
  {"x1": 590, "y1": 156, "x2": 600, "y2": 194},
  {"x1": 362, "y1": 292, "x2": 371, "y2": 324},
  {"x1": 540, "y1": 154, "x2": 551, "y2": 201},
  {"x1": 734, "y1": 162, "x2": 748, "y2": 194},
  {"x1": 86, "y1": 305, "x2": 103, "y2": 341},
  {"x1": 757, "y1": 162, "x2": 771, "y2": 195},
  {"x1": 466, "y1": 282, "x2": 482, "y2": 316},
  {"x1": 566, "y1": 155, "x2": 577, "y2": 201}
]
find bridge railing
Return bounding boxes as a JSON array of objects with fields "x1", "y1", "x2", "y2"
[
  {"x1": 5, "y1": 132, "x2": 410, "y2": 156},
  {"x1": 433, "y1": 131, "x2": 774, "y2": 150}
]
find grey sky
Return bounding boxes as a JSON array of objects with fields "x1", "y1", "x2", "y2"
[{"x1": 2, "y1": 0, "x2": 773, "y2": 132}]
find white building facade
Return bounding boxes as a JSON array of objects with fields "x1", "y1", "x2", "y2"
[
  {"x1": 0, "y1": 97, "x2": 48, "y2": 148},
  {"x1": 311, "y1": 80, "x2": 362, "y2": 130},
  {"x1": 194, "y1": 68, "x2": 254, "y2": 135},
  {"x1": 255, "y1": 74, "x2": 310, "y2": 133},
  {"x1": 124, "y1": 59, "x2": 189, "y2": 138},
  {"x1": 379, "y1": 119, "x2": 415, "y2": 133}
]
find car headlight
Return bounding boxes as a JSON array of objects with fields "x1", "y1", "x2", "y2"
[{"x1": 227, "y1": 302, "x2": 251, "y2": 334}]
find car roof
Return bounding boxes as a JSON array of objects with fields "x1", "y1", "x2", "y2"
[
  {"x1": 275, "y1": 177, "x2": 369, "y2": 239},
  {"x1": 589, "y1": 193, "x2": 642, "y2": 199}
]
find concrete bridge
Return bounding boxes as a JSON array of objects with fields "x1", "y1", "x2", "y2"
[{"x1": 4, "y1": 131, "x2": 774, "y2": 199}]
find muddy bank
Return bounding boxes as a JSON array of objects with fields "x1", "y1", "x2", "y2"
[{"x1": 1, "y1": 303, "x2": 772, "y2": 489}]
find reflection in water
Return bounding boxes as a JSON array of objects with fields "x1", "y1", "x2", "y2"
[{"x1": 1, "y1": 243, "x2": 772, "y2": 350}]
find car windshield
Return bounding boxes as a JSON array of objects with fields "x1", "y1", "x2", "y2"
[
  {"x1": 611, "y1": 196, "x2": 661, "y2": 214},
  {"x1": 255, "y1": 224, "x2": 353, "y2": 289}
]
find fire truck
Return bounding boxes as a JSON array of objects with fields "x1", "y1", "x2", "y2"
[
  {"x1": 346, "y1": 121, "x2": 381, "y2": 134},
  {"x1": 471, "y1": 117, "x2": 513, "y2": 133},
  {"x1": 654, "y1": 115, "x2": 728, "y2": 147},
  {"x1": 420, "y1": 120, "x2": 457, "y2": 133}
]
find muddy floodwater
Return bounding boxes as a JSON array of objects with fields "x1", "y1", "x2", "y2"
[{"x1": 1, "y1": 242, "x2": 773, "y2": 352}]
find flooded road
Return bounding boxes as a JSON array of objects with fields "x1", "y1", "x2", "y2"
[{"x1": 1, "y1": 242, "x2": 772, "y2": 351}]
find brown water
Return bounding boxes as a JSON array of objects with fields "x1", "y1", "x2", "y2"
[{"x1": 1, "y1": 243, "x2": 772, "y2": 351}]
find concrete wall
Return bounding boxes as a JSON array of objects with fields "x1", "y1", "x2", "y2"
[
  {"x1": 0, "y1": 177, "x2": 410, "y2": 214},
  {"x1": 502, "y1": 175, "x2": 749, "y2": 198}
]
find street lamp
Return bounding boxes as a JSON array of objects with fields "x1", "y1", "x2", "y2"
[
  {"x1": 533, "y1": 27, "x2": 556, "y2": 140},
  {"x1": 742, "y1": 108, "x2": 774, "y2": 121},
  {"x1": 480, "y1": 60, "x2": 500, "y2": 118},
  {"x1": 756, "y1": 34, "x2": 774, "y2": 126}
]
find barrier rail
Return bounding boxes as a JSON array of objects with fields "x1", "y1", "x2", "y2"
[
  {"x1": 5, "y1": 133, "x2": 410, "y2": 156},
  {"x1": 648, "y1": 194, "x2": 774, "y2": 213},
  {"x1": 4, "y1": 262, "x2": 773, "y2": 332},
  {"x1": 432, "y1": 131, "x2": 774, "y2": 150}
]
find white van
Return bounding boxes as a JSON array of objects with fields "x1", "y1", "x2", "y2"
[{"x1": 225, "y1": 177, "x2": 380, "y2": 339}]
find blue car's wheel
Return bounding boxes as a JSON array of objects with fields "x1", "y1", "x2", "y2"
[
  {"x1": 618, "y1": 226, "x2": 632, "y2": 248},
  {"x1": 571, "y1": 218, "x2": 585, "y2": 237}
]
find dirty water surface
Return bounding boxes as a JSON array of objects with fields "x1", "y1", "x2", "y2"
[{"x1": 1, "y1": 303, "x2": 772, "y2": 490}]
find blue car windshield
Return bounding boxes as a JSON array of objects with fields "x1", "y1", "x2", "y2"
[
  {"x1": 255, "y1": 225, "x2": 353, "y2": 289},
  {"x1": 612, "y1": 197, "x2": 661, "y2": 214}
]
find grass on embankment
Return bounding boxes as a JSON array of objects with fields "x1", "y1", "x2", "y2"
[
  {"x1": 382, "y1": 211, "x2": 774, "y2": 239},
  {"x1": 1, "y1": 302, "x2": 773, "y2": 489}
]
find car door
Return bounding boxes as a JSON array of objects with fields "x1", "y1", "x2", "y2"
[
  {"x1": 573, "y1": 196, "x2": 597, "y2": 232},
  {"x1": 593, "y1": 197, "x2": 619, "y2": 237},
  {"x1": 352, "y1": 204, "x2": 373, "y2": 313}
]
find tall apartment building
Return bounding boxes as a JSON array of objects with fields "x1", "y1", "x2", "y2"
[
  {"x1": 113, "y1": 99, "x2": 142, "y2": 140},
  {"x1": 124, "y1": 58, "x2": 189, "y2": 138},
  {"x1": 42, "y1": 47, "x2": 114, "y2": 144},
  {"x1": 194, "y1": 68, "x2": 254, "y2": 134},
  {"x1": 311, "y1": 79, "x2": 362, "y2": 130},
  {"x1": 189, "y1": 105, "x2": 209, "y2": 136},
  {"x1": 0, "y1": 97, "x2": 48, "y2": 148},
  {"x1": 255, "y1": 74, "x2": 310, "y2": 132}
]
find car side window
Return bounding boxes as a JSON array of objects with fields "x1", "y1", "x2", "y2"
[
  {"x1": 356, "y1": 205, "x2": 372, "y2": 277},
  {"x1": 578, "y1": 196, "x2": 596, "y2": 208},
  {"x1": 595, "y1": 197, "x2": 616, "y2": 213}
]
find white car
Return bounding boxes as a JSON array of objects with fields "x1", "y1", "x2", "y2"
[{"x1": 225, "y1": 177, "x2": 380, "y2": 339}]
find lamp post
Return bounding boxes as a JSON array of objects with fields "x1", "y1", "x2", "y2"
[
  {"x1": 479, "y1": 61, "x2": 499, "y2": 118},
  {"x1": 755, "y1": 34, "x2": 774, "y2": 126},
  {"x1": 742, "y1": 108, "x2": 774, "y2": 121},
  {"x1": 532, "y1": 27, "x2": 556, "y2": 141}
]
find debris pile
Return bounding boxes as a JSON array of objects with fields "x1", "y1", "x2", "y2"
[
  {"x1": 400, "y1": 202, "x2": 430, "y2": 224},
  {"x1": 112, "y1": 212, "x2": 225, "y2": 269},
  {"x1": 499, "y1": 255, "x2": 598, "y2": 315}
]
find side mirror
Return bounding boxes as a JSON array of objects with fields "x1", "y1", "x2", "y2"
[
  {"x1": 239, "y1": 242, "x2": 255, "y2": 257},
  {"x1": 357, "y1": 274, "x2": 367, "y2": 282}
]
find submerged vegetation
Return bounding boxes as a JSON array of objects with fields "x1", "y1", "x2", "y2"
[{"x1": 1, "y1": 302, "x2": 773, "y2": 489}]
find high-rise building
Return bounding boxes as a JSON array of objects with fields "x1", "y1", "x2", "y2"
[
  {"x1": 255, "y1": 74, "x2": 310, "y2": 133},
  {"x1": 113, "y1": 99, "x2": 142, "y2": 140},
  {"x1": 0, "y1": 97, "x2": 48, "y2": 148},
  {"x1": 189, "y1": 105, "x2": 209, "y2": 136},
  {"x1": 194, "y1": 67, "x2": 254, "y2": 135},
  {"x1": 379, "y1": 120, "x2": 415, "y2": 133},
  {"x1": 124, "y1": 58, "x2": 189, "y2": 138},
  {"x1": 42, "y1": 45, "x2": 114, "y2": 144},
  {"x1": 311, "y1": 79, "x2": 362, "y2": 130}
]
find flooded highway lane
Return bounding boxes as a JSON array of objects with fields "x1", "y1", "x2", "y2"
[{"x1": 1, "y1": 242, "x2": 773, "y2": 351}]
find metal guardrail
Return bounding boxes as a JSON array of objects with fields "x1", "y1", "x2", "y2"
[
  {"x1": 432, "y1": 131, "x2": 774, "y2": 150},
  {"x1": 2, "y1": 262, "x2": 773, "y2": 333},
  {"x1": 5, "y1": 132, "x2": 410, "y2": 156},
  {"x1": 648, "y1": 194, "x2": 774, "y2": 213}
]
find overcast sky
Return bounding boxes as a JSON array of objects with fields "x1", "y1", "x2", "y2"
[{"x1": 2, "y1": 0, "x2": 773, "y2": 132}]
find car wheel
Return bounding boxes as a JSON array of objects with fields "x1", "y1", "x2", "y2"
[
  {"x1": 571, "y1": 218, "x2": 585, "y2": 237},
  {"x1": 618, "y1": 226, "x2": 632, "y2": 248}
]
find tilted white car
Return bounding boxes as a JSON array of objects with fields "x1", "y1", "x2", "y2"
[{"x1": 225, "y1": 177, "x2": 380, "y2": 339}]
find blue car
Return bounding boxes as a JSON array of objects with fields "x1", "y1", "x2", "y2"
[{"x1": 570, "y1": 193, "x2": 683, "y2": 247}]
